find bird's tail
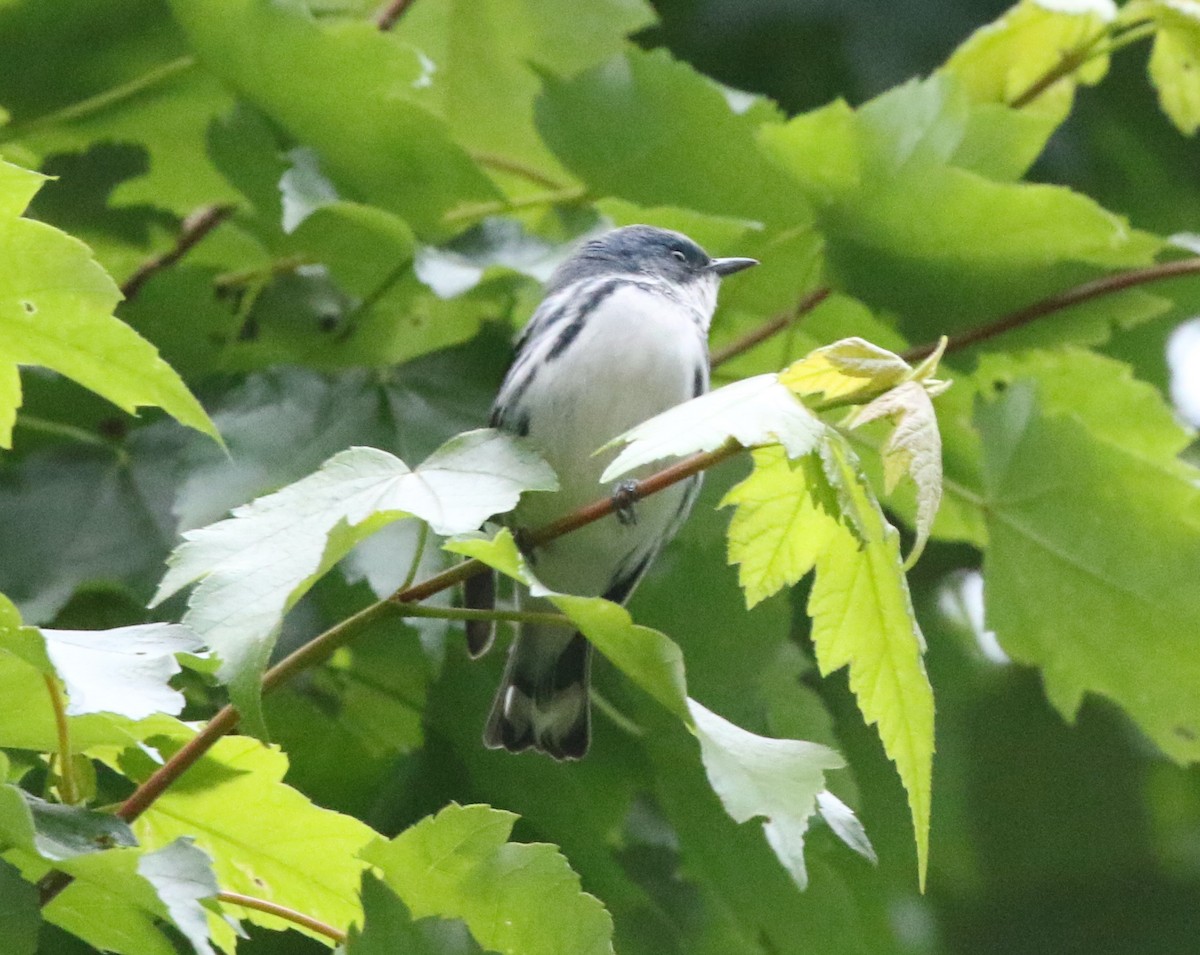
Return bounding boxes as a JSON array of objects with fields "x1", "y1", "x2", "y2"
[{"x1": 483, "y1": 617, "x2": 591, "y2": 760}]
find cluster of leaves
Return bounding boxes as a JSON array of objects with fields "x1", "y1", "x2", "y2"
[{"x1": 2, "y1": 0, "x2": 1200, "y2": 952}]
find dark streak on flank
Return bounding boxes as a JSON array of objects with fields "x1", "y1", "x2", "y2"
[
  {"x1": 692, "y1": 366, "x2": 706, "y2": 398},
  {"x1": 546, "y1": 278, "x2": 622, "y2": 362},
  {"x1": 513, "y1": 410, "x2": 532, "y2": 437}
]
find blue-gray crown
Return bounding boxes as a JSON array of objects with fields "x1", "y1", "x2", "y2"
[{"x1": 545, "y1": 225, "x2": 757, "y2": 294}]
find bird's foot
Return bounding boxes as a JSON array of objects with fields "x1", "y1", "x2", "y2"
[{"x1": 612, "y1": 479, "x2": 640, "y2": 526}]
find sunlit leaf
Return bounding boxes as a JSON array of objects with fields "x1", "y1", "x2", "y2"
[
  {"x1": 600, "y1": 374, "x2": 826, "y2": 483},
  {"x1": 688, "y1": 699, "x2": 857, "y2": 890},
  {"x1": 0, "y1": 159, "x2": 220, "y2": 446},
  {"x1": 152, "y1": 430, "x2": 556, "y2": 734},
  {"x1": 721, "y1": 446, "x2": 838, "y2": 608},
  {"x1": 806, "y1": 436, "x2": 934, "y2": 888},
  {"x1": 779, "y1": 337, "x2": 912, "y2": 402}
]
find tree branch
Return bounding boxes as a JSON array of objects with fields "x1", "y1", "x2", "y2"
[
  {"x1": 902, "y1": 256, "x2": 1200, "y2": 362},
  {"x1": 217, "y1": 891, "x2": 347, "y2": 944},
  {"x1": 121, "y1": 204, "x2": 236, "y2": 302},
  {"x1": 709, "y1": 286, "x2": 831, "y2": 368}
]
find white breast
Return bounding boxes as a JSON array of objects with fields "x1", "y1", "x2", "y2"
[{"x1": 510, "y1": 279, "x2": 712, "y2": 596}]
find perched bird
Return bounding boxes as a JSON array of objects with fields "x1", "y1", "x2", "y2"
[{"x1": 467, "y1": 225, "x2": 757, "y2": 759}]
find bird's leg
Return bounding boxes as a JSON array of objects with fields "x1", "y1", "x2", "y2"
[
  {"x1": 611, "y1": 479, "x2": 640, "y2": 526},
  {"x1": 512, "y1": 526, "x2": 538, "y2": 566}
]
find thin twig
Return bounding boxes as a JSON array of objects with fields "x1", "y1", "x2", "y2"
[
  {"x1": 903, "y1": 256, "x2": 1200, "y2": 362},
  {"x1": 374, "y1": 0, "x2": 417, "y2": 30},
  {"x1": 121, "y1": 204, "x2": 236, "y2": 302},
  {"x1": 710, "y1": 286, "x2": 832, "y2": 368},
  {"x1": 218, "y1": 891, "x2": 347, "y2": 944}
]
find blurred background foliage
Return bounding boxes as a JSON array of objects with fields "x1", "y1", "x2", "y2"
[{"x1": 2, "y1": 0, "x2": 1200, "y2": 953}]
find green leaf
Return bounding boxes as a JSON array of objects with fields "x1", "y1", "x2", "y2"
[
  {"x1": 688, "y1": 699, "x2": 857, "y2": 890},
  {"x1": 535, "y1": 48, "x2": 812, "y2": 227},
  {"x1": 806, "y1": 436, "x2": 934, "y2": 889},
  {"x1": 0, "y1": 786, "x2": 137, "y2": 862},
  {"x1": 153, "y1": 430, "x2": 556, "y2": 734},
  {"x1": 13, "y1": 845, "x2": 179, "y2": 955},
  {"x1": 1138, "y1": 0, "x2": 1200, "y2": 134},
  {"x1": 167, "y1": 0, "x2": 500, "y2": 236},
  {"x1": 0, "y1": 857, "x2": 39, "y2": 955},
  {"x1": 136, "y1": 838, "x2": 221, "y2": 955},
  {"x1": 847, "y1": 381, "x2": 946, "y2": 566},
  {"x1": 600, "y1": 374, "x2": 826, "y2": 483},
  {"x1": 942, "y1": 0, "x2": 1116, "y2": 121},
  {"x1": 0, "y1": 1, "x2": 237, "y2": 215},
  {"x1": 362, "y1": 803, "x2": 615, "y2": 955},
  {"x1": 133, "y1": 735, "x2": 377, "y2": 943},
  {"x1": 0, "y1": 159, "x2": 220, "y2": 446},
  {"x1": 397, "y1": 0, "x2": 655, "y2": 186},
  {"x1": 975, "y1": 378, "x2": 1200, "y2": 763},
  {"x1": 349, "y1": 873, "x2": 496, "y2": 955},
  {"x1": 721, "y1": 446, "x2": 838, "y2": 609},
  {"x1": 758, "y1": 74, "x2": 1162, "y2": 341}
]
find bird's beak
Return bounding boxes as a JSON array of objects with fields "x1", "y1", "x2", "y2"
[{"x1": 709, "y1": 257, "x2": 759, "y2": 277}]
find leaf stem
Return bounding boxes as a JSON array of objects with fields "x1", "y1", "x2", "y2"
[
  {"x1": 1, "y1": 57, "x2": 197, "y2": 139},
  {"x1": 400, "y1": 522, "x2": 430, "y2": 592},
  {"x1": 14, "y1": 415, "x2": 115, "y2": 450},
  {"x1": 121, "y1": 204, "x2": 236, "y2": 302},
  {"x1": 710, "y1": 286, "x2": 831, "y2": 368},
  {"x1": 42, "y1": 676, "x2": 78, "y2": 806},
  {"x1": 469, "y1": 151, "x2": 568, "y2": 191},
  {"x1": 903, "y1": 256, "x2": 1200, "y2": 361},
  {"x1": 217, "y1": 890, "x2": 347, "y2": 944},
  {"x1": 442, "y1": 186, "x2": 588, "y2": 226},
  {"x1": 396, "y1": 603, "x2": 572, "y2": 627}
]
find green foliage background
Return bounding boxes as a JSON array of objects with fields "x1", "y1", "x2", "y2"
[{"x1": 3, "y1": 0, "x2": 1200, "y2": 952}]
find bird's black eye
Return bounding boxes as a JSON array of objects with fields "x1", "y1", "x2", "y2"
[{"x1": 670, "y1": 249, "x2": 687, "y2": 262}]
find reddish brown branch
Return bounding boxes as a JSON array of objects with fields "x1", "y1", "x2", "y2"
[
  {"x1": 374, "y1": 0, "x2": 417, "y2": 30},
  {"x1": 709, "y1": 286, "x2": 831, "y2": 368},
  {"x1": 121, "y1": 204, "x2": 234, "y2": 302},
  {"x1": 903, "y1": 256, "x2": 1200, "y2": 362}
]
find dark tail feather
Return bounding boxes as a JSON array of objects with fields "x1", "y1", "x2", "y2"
[
  {"x1": 483, "y1": 629, "x2": 591, "y2": 760},
  {"x1": 463, "y1": 570, "x2": 496, "y2": 657}
]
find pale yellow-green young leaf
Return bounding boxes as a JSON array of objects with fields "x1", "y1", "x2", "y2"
[
  {"x1": 721, "y1": 446, "x2": 838, "y2": 607},
  {"x1": 779, "y1": 337, "x2": 912, "y2": 403},
  {"x1": 808, "y1": 436, "x2": 934, "y2": 889},
  {"x1": 0, "y1": 159, "x2": 220, "y2": 447},
  {"x1": 848, "y1": 381, "x2": 945, "y2": 567}
]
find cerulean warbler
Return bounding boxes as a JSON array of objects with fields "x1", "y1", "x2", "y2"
[{"x1": 467, "y1": 225, "x2": 757, "y2": 759}]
